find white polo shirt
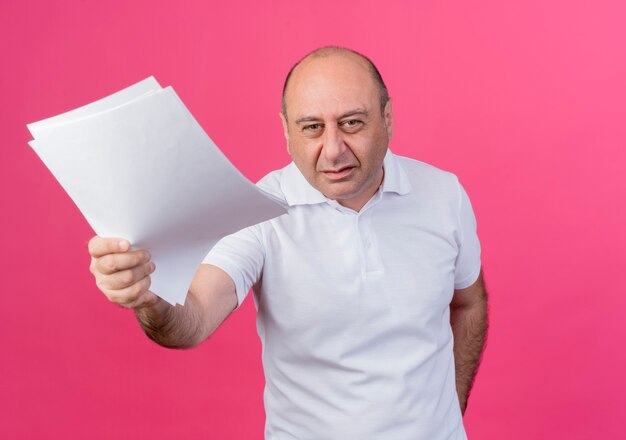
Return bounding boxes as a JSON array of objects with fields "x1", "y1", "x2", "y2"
[{"x1": 203, "y1": 150, "x2": 481, "y2": 440}]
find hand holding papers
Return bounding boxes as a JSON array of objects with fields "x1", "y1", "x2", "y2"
[{"x1": 27, "y1": 77, "x2": 286, "y2": 305}]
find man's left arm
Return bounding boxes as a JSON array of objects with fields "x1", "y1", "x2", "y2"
[{"x1": 450, "y1": 269, "x2": 489, "y2": 415}]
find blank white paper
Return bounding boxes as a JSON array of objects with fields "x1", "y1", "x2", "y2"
[{"x1": 28, "y1": 79, "x2": 286, "y2": 305}]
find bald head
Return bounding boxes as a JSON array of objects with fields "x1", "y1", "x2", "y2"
[{"x1": 281, "y1": 46, "x2": 389, "y2": 121}]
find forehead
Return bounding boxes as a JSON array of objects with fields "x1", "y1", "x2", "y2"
[{"x1": 285, "y1": 54, "x2": 379, "y2": 118}]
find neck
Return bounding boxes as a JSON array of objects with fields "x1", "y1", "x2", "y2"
[{"x1": 337, "y1": 167, "x2": 384, "y2": 212}]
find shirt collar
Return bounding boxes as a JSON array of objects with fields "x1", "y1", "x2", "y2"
[
  {"x1": 380, "y1": 149, "x2": 412, "y2": 196},
  {"x1": 280, "y1": 149, "x2": 412, "y2": 207}
]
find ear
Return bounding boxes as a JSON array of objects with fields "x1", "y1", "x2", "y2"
[
  {"x1": 383, "y1": 98, "x2": 394, "y2": 141},
  {"x1": 279, "y1": 112, "x2": 291, "y2": 155}
]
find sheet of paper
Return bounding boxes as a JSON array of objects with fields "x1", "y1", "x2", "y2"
[
  {"x1": 28, "y1": 79, "x2": 287, "y2": 305},
  {"x1": 28, "y1": 77, "x2": 162, "y2": 138}
]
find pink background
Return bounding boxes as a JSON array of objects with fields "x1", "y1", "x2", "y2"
[{"x1": 1, "y1": 0, "x2": 625, "y2": 438}]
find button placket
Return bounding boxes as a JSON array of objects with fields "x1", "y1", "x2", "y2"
[{"x1": 358, "y1": 209, "x2": 384, "y2": 276}]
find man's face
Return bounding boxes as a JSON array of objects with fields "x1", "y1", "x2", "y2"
[{"x1": 281, "y1": 53, "x2": 393, "y2": 212}]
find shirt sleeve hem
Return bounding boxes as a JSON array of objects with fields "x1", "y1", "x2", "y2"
[
  {"x1": 454, "y1": 263, "x2": 481, "y2": 290},
  {"x1": 202, "y1": 257, "x2": 249, "y2": 308}
]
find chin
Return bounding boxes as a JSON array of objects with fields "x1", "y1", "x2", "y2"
[{"x1": 314, "y1": 175, "x2": 367, "y2": 200}]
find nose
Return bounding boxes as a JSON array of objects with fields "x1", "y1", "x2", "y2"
[{"x1": 321, "y1": 124, "x2": 347, "y2": 163}]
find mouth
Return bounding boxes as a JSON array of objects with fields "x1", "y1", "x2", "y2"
[{"x1": 321, "y1": 165, "x2": 356, "y2": 180}]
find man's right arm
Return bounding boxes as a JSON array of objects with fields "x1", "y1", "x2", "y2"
[
  {"x1": 88, "y1": 236, "x2": 237, "y2": 349},
  {"x1": 134, "y1": 264, "x2": 237, "y2": 348}
]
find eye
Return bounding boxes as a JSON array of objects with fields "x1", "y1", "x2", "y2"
[
  {"x1": 340, "y1": 119, "x2": 364, "y2": 132},
  {"x1": 301, "y1": 123, "x2": 324, "y2": 137},
  {"x1": 302, "y1": 124, "x2": 324, "y2": 134},
  {"x1": 303, "y1": 123, "x2": 322, "y2": 131}
]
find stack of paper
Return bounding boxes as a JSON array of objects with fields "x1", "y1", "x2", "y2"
[{"x1": 27, "y1": 77, "x2": 286, "y2": 305}]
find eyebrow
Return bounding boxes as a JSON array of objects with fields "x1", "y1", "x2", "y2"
[{"x1": 295, "y1": 109, "x2": 370, "y2": 125}]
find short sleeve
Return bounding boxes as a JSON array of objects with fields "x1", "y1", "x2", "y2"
[
  {"x1": 202, "y1": 223, "x2": 265, "y2": 307},
  {"x1": 454, "y1": 181, "x2": 482, "y2": 289}
]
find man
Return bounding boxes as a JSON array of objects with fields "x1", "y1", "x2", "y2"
[{"x1": 89, "y1": 46, "x2": 488, "y2": 439}]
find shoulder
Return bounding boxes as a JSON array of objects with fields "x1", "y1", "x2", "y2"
[
  {"x1": 388, "y1": 153, "x2": 470, "y2": 235},
  {"x1": 393, "y1": 153, "x2": 461, "y2": 196}
]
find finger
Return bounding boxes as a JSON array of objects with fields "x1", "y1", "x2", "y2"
[
  {"x1": 100, "y1": 261, "x2": 155, "y2": 290},
  {"x1": 107, "y1": 273, "x2": 152, "y2": 308},
  {"x1": 95, "y1": 250, "x2": 151, "y2": 275},
  {"x1": 88, "y1": 236, "x2": 131, "y2": 258}
]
